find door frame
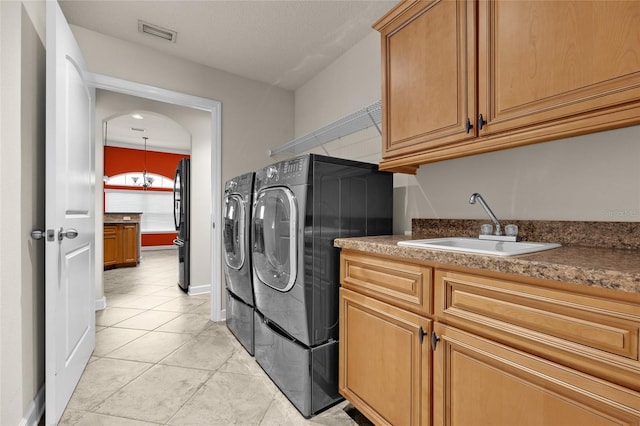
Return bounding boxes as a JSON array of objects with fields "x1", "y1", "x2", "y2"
[{"x1": 88, "y1": 73, "x2": 223, "y2": 321}]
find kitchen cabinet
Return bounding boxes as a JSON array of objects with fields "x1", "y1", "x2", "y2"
[
  {"x1": 339, "y1": 249, "x2": 640, "y2": 425},
  {"x1": 374, "y1": 0, "x2": 476, "y2": 173},
  {"x1": 434, "y1": 269, "x2": 640, "y2": 392},
  {"x1": 103, "y1": 223, "x2": 139, "y2": 269},
  {"x1": 103, "y1": 224, "x2": 119, "y2": 268},
  {"x1": 432, "y1": 323, "x2": 640, "y2": 426},
  {"x1": 339, "y1": 251, "x2": 432, "y2": 426},
  {"x1": 374, "y1": 0, "x2": 640, "y2": 173}
]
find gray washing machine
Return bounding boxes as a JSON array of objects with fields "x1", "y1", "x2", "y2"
[
  {"x1": 251, "y1": 154, "x2": 393, "y2": 417},
  {"x1": 223, "y1": 172, "x2": 255, "y2": 355}
]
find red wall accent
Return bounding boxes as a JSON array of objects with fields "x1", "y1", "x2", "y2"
[
  {"x1": 104, "y1": 146, "x2": 189, "y2": 179},
  {"x1": 142, "y1": 233, "x2": 177, "y2": 247},
  {"x1": 104, "y1": 146, "x2": 189, "y2": 248}
]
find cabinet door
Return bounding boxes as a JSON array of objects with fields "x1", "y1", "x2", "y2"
[
  {"x1": 339, "y1": 288, "x2": 431, "y2": 426},
  {"x1": 432, "y1": 324, "x2": 640, "y2": 426},
  {"x1": 478, "y1": 1, "x2": 640, "y2": 137},
  {"x1": 121, "y1": 223, "x2": 138, "y2": 265},
  {"x1": 103, "y1": 225, "x2": 118, "y2": 267},
  {"x1": 341, "y1": 250, "x2": 432, "y2": 316},
  {"x1": 376, "y1": 0, "x2": 476, "y2": 169}
]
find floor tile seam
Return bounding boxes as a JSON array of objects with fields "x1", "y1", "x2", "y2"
[
  {"x1": 112, "y1": 296, "x2": 185, "y2": 311},
  {"x1": 99, "y1": 328, "x2": 196, "y2": 366},
  {"x1": 95, "y1": 328, "x2": 152, "y2": 358},
  {"x1": 158, "y1": 369, "x2": 217, "y2": 426},
  {"x1": 96, "y1": 306, "x2": 148, "y2": 327},
  {"x1": 62, "y1": 408, "x2": 159, "y2": 425},
  {"x1": 138, "y1": 332, "x2": 200, "y2": 367},
  {"x1": 157, "y1": 358, "x2": 226, "y2": 374},
  {"x1": 81, "y1": 360, "x2": 156, "y2": 413},
  {"x1": 256, "y1": 394, "x2": 281, "y2": 426},
  {"x1": 150, "y1": 307, "x2": 201, "y2": 315},
  {"x1": 108, "y1": 308, "x2": 184, "y2": 331}
]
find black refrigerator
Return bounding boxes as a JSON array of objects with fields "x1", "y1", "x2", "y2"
[{"x1": 173, "y1": 158, "x2": 190, "y2": 292}]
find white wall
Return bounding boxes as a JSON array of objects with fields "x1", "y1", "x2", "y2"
[
  {"x1": 0, "y1": 1, "x2": 46, "y2": 424},
  {"x1": 295, "y1": 31, "x2": 382, "y2": 138},
  {"x1": 70, "y1": 25, "x2": 294, "y2": 316},
  {"x1": 295, "y1": 29, "x2": 640, "y2": 235}
]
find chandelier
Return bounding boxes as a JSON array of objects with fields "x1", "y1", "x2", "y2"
[{"x1": 131, "y1": 136, "x2": 154, "y2": 189}]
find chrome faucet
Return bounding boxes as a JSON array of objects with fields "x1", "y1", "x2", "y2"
[{"x1": 469, "y1": 193, "x2": 502, "y2": 236}]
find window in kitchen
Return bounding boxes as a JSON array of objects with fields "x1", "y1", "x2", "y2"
[{"x1": 104, "y1": 188, "x2": 175, "y2": 233}]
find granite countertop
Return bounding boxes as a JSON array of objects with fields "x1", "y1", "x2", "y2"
[
  {"x1": 334, "y1": 234, "x2": 640, "y2": 295},
  {"x1": 104, "y1": 212, "x2": 142, "y2": 224},
  {"x1": 104, "y1": 220, "x2": 141, "y2": 224}
]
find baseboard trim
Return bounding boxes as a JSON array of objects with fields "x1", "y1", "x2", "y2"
[
  {"x1": 141, "y1": 245, "x2": 176, "y2": 251},
  {"x1": 188, "y1": 284, "x2": 211, "y2": 296},
  {"x1": 95, "y1": 295, "x2": 107, "y2": 311},
  {"x1": 19, "y1": 384, "x2": 45, "y2": 426}
]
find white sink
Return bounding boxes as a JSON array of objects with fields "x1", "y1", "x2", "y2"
[{"x1": 398, "y1": 237, "x2": 560, "y2": 257}]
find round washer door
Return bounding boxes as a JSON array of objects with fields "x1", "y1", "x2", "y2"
[
  {"x1": 223, "y1": 194, "x2": 245, "y2": 270},
  {"x1": 252, "y1": 187, "x2": 297, "y2": 292}
]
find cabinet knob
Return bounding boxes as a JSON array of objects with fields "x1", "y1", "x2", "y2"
[
  {"x1": 478, "y1": 114, "x2": 487, "y2": 130},
  {"x1": 431, "y1": 331, "x2": 441, "y2": 351},
  {"x1": 465, "y1": 117, "x2": 473, "y2": 134},
  {"x1": 419, "y1": 326, "x2": 427, "y2": 344}
]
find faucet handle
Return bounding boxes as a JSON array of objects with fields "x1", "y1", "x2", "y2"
[
  {"x1": 505, "y1": 224, "x2": 519, "y2": 237},
  {"x1": 480, "y1": 224, "x2": 493, "y2": 235}
]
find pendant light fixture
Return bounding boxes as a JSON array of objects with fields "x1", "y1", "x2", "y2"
[{"x1": 142, "y1": 136, "x2": 153, "y2": 189}]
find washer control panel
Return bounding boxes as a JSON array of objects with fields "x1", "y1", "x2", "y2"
[{"x1": 258, "y1": 156, "x2": 309, "y2": 187}]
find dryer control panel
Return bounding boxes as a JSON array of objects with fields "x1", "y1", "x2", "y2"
[{"x1": 257, "y1": 156, "x2": 310, "y2": 188}]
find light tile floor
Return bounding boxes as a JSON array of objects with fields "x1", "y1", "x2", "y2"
[{"x1": 60, "y1": 249, "x2": 366, "y2": 426}]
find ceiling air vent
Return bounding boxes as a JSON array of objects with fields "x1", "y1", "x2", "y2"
[
  {"x1": 138, "y1": 20, "x2": 177, "y2": 43},
  {"x1": 131, "y1": 127, "x2": 146, "y2": 132}
]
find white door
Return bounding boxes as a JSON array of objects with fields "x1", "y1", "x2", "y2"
[{"x1": 45, "y1": 1, "x2": 95, "y2": 424}]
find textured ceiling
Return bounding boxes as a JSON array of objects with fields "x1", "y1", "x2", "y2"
[{"x1": 59, "y1": 0, "x2": 398, "y2": 91}]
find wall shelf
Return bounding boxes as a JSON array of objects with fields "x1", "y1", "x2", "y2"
[{"x1": 268, "y1": 100, "x2": 382, "y2": 157}]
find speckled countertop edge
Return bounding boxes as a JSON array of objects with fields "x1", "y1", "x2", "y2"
[{"x1": 334, "y1": 235, "x2": 640, "y2": 295}]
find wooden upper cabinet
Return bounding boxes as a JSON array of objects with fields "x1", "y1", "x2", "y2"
[
  {"x1": 375, "y1": 0, "x2": 476, "y2": 173},
  {"x1": 375, "y1": 0, "x2": 640, "y2": 173},
  {"x1": 478, "y1": 0, "x2": 640, "y2": 136}
]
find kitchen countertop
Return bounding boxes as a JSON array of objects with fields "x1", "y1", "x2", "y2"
[
  {"x1": 334, "y1": 234, "x2": 640, "y2": 295},
  {"x1": 104, "y1": 212, "x2": 142, "y2": 224}
]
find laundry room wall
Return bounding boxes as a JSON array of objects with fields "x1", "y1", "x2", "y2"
[
  {"x1": 73, "y1": 25, "x2": 294, "y2": 317},
  {"x1": 294, "y1": 27, "x2": 640, "y2": 234},
  {"x1": 0, "y1": 1, "x2": 46, "y2": 425}
]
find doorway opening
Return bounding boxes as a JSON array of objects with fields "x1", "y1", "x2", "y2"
[{"x1": 90, "y1": 73, "x2": 222, "y2": 321}]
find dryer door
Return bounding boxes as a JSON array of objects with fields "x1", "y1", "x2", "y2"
[
  {"x1": 252, "y1": 187, "x2": 297, "y2": 292},
  {"x1": 223, "y1": 194, "x2": 245, "y2": 270}
]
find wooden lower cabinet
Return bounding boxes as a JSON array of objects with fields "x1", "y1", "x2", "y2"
[
  {"x1": 339, "y1": 288, "x2": 431, "y2": 426},
  {"x1": 103, "y1": 224, "x2": 119, "y2": 268},
  {"x1": 120, "y1": 223, "x2": 138, "y2": 264},
  {"x1": 339, "y1": 249, "x2": 640, "y2": 425},
  {"x1": 104, "y1": 223, "x2": 138, "y2": 269},
  {"x1": 432, "y1": 323, "x2": 640, "y2": 426}
]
